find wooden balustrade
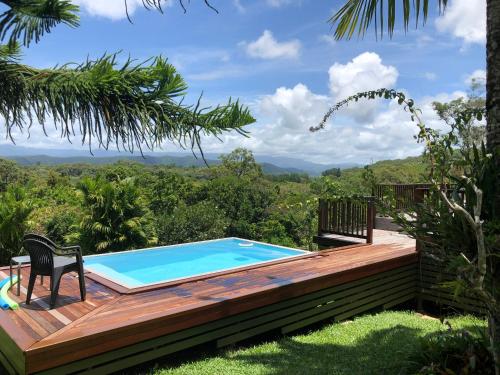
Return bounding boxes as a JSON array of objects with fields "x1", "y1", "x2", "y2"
[
  {"x1": 316, "y1": 197, "x2": 374, "y2": 245},
  {"x1": 373, "y1": 184, "x2": 433, "y2": 211}
]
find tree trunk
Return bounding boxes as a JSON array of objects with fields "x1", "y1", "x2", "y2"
[
  {"x1": 486, "y1": 0, "x2": 500, "y2": 217},
  {"x1": 489, "y1": 312, "x2": 500, "y2": 375},
  {"x1": 486, "y1": 2, "x2": 500, "y2": 373}
]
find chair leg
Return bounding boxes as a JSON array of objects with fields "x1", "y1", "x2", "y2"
[
  {"x1": 78, "y1": 265, "x2": 86, "y2": 302},
  {"x1": 50, "y1": 270, "x2": 63, "y2": 309},
  {"x1": 26, "y1": 273, "x2": 37, "y2": 305}
]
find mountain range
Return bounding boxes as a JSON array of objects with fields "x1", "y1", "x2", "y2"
[{"x1": 0, "y1": 144, "x2": 359, "y2": 176}]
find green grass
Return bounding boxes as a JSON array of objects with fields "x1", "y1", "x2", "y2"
[{"x1": 142, "y1": 311, "x2": 484, "y2": 375}]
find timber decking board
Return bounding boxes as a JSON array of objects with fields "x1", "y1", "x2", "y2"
[{"x1": 0, "y1": 238, "x2": 416, "y2": 374}]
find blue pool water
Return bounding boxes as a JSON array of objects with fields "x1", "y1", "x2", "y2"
[{"x1": 84, "y1": 238, "x2": 307, "y2": 288}]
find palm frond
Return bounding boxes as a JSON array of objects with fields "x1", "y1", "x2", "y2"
[
  {"x1": 330, "y1": 0, "x2": 448, "y2": 40},
  {"x1": 0, "y1": 0, "x2": 79, "y2": 46}
]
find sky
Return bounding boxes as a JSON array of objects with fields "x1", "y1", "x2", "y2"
[{"x1": 0, "y1": 0, "x2": 487, "y2": 164}]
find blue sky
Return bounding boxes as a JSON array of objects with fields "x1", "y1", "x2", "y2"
[{"x1": 0, "y1": 0, "x2": 486, "y2": 164}]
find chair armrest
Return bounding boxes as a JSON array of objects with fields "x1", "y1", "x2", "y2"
[{"x1": 53, "y1": 245, "x2": 82, "y2": 257}]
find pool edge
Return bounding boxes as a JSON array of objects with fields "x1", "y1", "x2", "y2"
[{"x1": 85, "y1": 243, "x2": 364, "y2": 295}]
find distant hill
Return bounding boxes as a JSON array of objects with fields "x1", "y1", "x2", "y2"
[
  {"x1": 0, "y1": 145, "x2": 358, "y2": 176},
  {"x1": 3, "y1": 153, "x2": 315, "y2": 176},
  {"x1": 332, "y1": 155, "x2": 428, "y2": 194}
]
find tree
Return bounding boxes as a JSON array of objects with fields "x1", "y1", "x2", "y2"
[
  {"x1": 157, "y1": 201, "x2": 228, "y2": 245},
  {"x1": 322, "y1": 167, "x2": 341, "y2": 177},
  {"x1": 0, "y1": 1, "x2": 255, "y2": 153},
  {"x1": 218, "y1": 148, "x2": 263, "y2": 179},
  {"x1": 433, "y1": 80, "x2": 487, "y2": 153},
  {"x1": 149, "y1": 171, "x2": 191, "y2": 215},
  {"x1": 75, "y1": 176, "x2": 156, "y2": 253},
  {"x1": 0, "y1": 185, "x2": 32, "y2": 265},
  {"x1": 0, "y1": 158, "x2": 25, "y2": 192}
]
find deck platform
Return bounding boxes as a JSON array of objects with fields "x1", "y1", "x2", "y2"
[{"x1": 0, "y1": 233, "x2": 416, "y2": 375}]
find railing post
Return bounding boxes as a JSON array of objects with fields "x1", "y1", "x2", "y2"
[
  {"x1": 366, "y1": 197, "x2": 374, "y2": 244},
  {"x1": 414, "y1": 188, "x2": 425, "y2": 253},
  {"x1": 317, "y1": 198, "x2": 323, "y2": 236}
]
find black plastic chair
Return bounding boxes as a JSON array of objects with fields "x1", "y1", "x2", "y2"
[
  {"x1": 23, "y1": 238, "x2": 86, "y2": 309},
  {"x1": 23, "y1": 233, "x2": 80, "y2": 286}
]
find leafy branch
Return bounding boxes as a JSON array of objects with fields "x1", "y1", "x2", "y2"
[{"x1": 0, "y1": 50, "x2": 254, "y2": 153}]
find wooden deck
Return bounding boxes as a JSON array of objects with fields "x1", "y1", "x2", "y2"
[{"x1": 0, "y1": 233, "x2": 417, "y2": 375}]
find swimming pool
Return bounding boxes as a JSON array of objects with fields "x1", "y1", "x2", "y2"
[{"x1": 84, "y1": 238, "x2": 308, "y2": 289}]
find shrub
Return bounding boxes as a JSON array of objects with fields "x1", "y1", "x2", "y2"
[
  {"x1": 75, "y1": 177, "x2": 157, "y2": 253},
  {"x1": 157, "y1": 201, "x2": 228, "y2": 245},
  {"x1": 409, "y1": 324, "x2": 494, "y2": 374},
  {"x1": 0, "y1": 186, "x2": 33, "y2": 265}
]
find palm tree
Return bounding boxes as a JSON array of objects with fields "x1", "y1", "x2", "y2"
[
  {"x1": 76, "y1": 177, "x2": 156, "y2": 253},
  {"x1": 329, "y1": 1, "x2": 500, "y2": 373},
  {"x1": 0, "y1": 1, "x2": 254, "y2": 154},
  {"x1": 0, "y1": 186, "x2": 32, "y2": 265}
]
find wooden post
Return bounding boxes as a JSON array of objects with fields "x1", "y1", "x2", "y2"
[
  {"x1": 414, "y1": 188, "x2": 425, "y2": 312},
  {"x1": 317, "y1": 198, "x2": 323, "y2": 236},
  {"x1": 366, "y1": 197, "x2": 374, "y2": 244},
  {"x1": 414, "y1": 188, "x2": 425, "y2": 253}
]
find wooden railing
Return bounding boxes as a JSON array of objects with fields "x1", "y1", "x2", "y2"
[
  {"x1": 373, "y1": 184, "x2": 433, "y2": 211},
  {"x1": 317, "y1": 197, "x2": 374, "y2": 243}
]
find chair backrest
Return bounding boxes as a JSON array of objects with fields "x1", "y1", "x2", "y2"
[
  {"x1": 23, "y1": 239, "x2": 54, "y2": 274},
  {"x1": 23, "y1": 233, "x2": 58, "y2": 249}
]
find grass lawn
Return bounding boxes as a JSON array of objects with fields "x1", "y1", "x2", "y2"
[{"x1": 137, "y1": 311, "x2": 485, "y2": 375}]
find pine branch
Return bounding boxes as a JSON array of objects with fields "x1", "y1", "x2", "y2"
[
  {"x1": 0, "y1": 0, "x2": 79, "y2": 46},
  {"x1": 0, "y1": 53, "x2": 254, "y2": 153}
]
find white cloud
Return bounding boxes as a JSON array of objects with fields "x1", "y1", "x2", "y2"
[
  {"x1": 435, "y1": 0, "x2": 486, "y2": 44},
  {"x1": 328, "y1": 52, "x2": 398, "y2": 123},
  {"x1": 423, "y1": 72, "x2": 437, "y2": 81},
  {"x1": 260, "y1": 84, "x2": 330, "y2": 132},
  {"x1": 242, "y1": 30, "x2": 301, "y2": 60},
  {"x1": 194, "y1": 54, "x2": 471, "y2": 164},
  {"x1": 197, "y1": 88, "x2": 467, "y2": 164},
  {"x1": 318, "y1": 34, "x2": 336, "y2": 47},
  {"x1": 232, "y1": 0, "x2": 246, "y2": 13},
  {"x1": 72, "y1": 0, "x2": 173, "y2": 20},
  {"x1": 465, "y1": 69, "x2": 486, "y2": 85}
]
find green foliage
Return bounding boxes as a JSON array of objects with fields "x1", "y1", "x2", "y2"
[
  {"x1": 0, "y1": 157, "x2": 26, "y2": 191},
  {"x1": 203, "y1": 175, "x2": 276, "y2": 238},
  {"x1": 44, "y1": 206, "x2": 80, "y2": 245},
  {"x1": 217, "y1": 148, "x2": 263, "y2": 180},
  {"x1": 409, "y1": 325, "x2": 493, "y2": 374},
  {"x1": 157, "y1": 201, "x2": 228, "y2": 245},
  {"x1": 321, "y1": 167, "x2": 341, "y2": 177},
  {"x1": 256, "y1": 219, "x2": 295, "y2": 248},
  {"x1": 310, "y1": 176, "x2": 347, "y2": 198},
  {"x1": 0, "y1": 185, "x2": 32, "y2": 264},
  {"x1": 149, "y1": 171, "x2": 192, "y2": 215},
  {"x1": 75, "y1": 176, "x2": 157, "y2": 253}
]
